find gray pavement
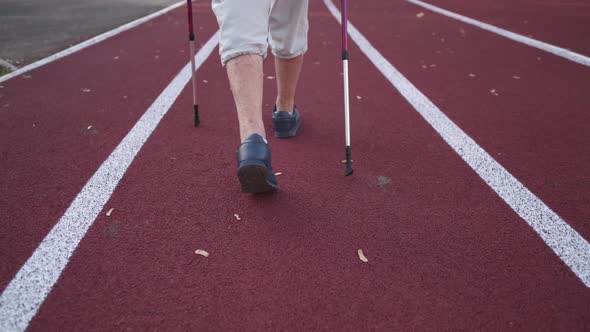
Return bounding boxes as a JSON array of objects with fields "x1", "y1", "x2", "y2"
[{"x1": 0, "y1": 0, "x2": 179, "y2": 69}]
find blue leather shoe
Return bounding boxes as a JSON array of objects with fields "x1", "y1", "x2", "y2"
[
  {"x1": 236, "y1": 134, "x2": 278, "y2": 193},
  {"x1": 272, "y1": 105, "x2": 301, "y2": 138}
]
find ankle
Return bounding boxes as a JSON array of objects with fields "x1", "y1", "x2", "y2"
[
  {"x1": 275, "y1": 99, "x2": 294, "y2": 113},
  {"x1": 240, "y1": 130, "x2": 267, "y2": 143}
]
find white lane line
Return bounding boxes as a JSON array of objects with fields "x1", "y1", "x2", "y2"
[
  {"x1": 0, "y1": 31, "x2": 220, "y2": 332},
  {"x1": 323, "y1": 0, "x2": 590, "y2": 287},
  {"x1": 0, "y1": 1, "x2": 185, "y2": 84},
  {"x1": 405, "y1": 0, "x2": 590, "y2": 67}
]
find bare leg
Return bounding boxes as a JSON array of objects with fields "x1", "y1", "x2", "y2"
[
  {"x1": 226, "y1": 54, "x2": 265, "y2": 142},
  {"x1": 275, "y1": 54, "x2": 304, "y2": 113}
]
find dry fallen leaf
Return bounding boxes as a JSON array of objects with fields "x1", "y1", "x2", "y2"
[
  {"x1": 512, "y1": 75, "x2": 521, "y2": 80},
  {"x1": 106, "y1": 208, "x2": 114, "y2": 217},
  {"x1": 421, "y1": 65, "x2": 428, "y2": 69},
  {"x1": 113, "y1": 56, "x2": 120, "y2": 60},
  {"x1": 234, "y1": 214, "x2": 241, "y2": 220},
  {"x1": 468, "y1": 73, "x2": 476, "y2": 78},
  {"x1": 202, "y1": 79, "x2": 208, "y2": 83},
  {"x1": 356, "y1": 95, "x2": 362, "y2": 100},
  {"x1": 195, "y1": 249, "x2": 209, "y2": 257},
  {"x1": 416, "y1": 12, "x2": 425, "y2": 18},
  {"x1": 82, "y1": 88, "x2": 91, "y2": 93},
  {"x1": 87, "y1": 125, "x2": 93, "y2": 130},
  {"x1": 357, "y1": 249, "x2": 368, "y2": 263}
]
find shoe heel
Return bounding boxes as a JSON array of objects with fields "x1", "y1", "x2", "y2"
[{"x1": 237, "y1": 161, "x2": 277, "y2": 193}]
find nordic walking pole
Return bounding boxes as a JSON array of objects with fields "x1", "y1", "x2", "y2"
[
  {"x1": 186, "y1": 0, "x2": 200, "y2": 126},
  {"x1": 341, "y1": 0, "x2": 353, "y2": 176}
]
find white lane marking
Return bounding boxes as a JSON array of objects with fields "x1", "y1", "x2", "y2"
[
  {"x1": 0, "y1": 1, "x2": 185, "y2": 84},
  {"x1": 323, "y1": 0, "x2": 590, "y2": 287},
  {"x1": 406, "y1": 0, "x2": 590, "y2": 67},
  {"x1": 0, "y1": 31, "x2": 220, "y2": 332}
]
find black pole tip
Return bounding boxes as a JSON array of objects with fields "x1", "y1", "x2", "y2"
[
  {"x1": 194, "y1": 104, "x2": 200, "y2": 127},
  {"x1": 344, "y1": 162, "x2": 354, "y2": 176},
  {"x1": 344, "y1": 145, "x2": 353, "y2": 176}
]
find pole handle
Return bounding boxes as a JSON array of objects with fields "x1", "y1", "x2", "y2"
[
  {"x1": 186, "y1": 0, "x2": 194, "y2": 38},
  {"x1": 341, "y1": 0, "x2": 348, "y2": 52}
]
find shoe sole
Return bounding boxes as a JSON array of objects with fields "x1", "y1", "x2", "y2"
[{"x1": 237, "y1": 164, "x2": 278, "y2": 193}]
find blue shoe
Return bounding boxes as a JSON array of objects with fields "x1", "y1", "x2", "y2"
[
  {"x1": 236, "y1": 134, "x2": 278, "y2": 193},
  {"x1": 272, "y1": 105, "x2": 302, "y2": 138}
]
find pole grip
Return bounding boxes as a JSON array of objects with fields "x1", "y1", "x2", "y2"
[
  {"x1": 341, "y1": 0, "x2": 348, "y2": 52},
  {"x1": 186, "y1": 0, "x2": 194, "y2": 36}
]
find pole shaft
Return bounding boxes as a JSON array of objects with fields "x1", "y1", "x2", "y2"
[
  {"x1": 186, "y1": 0, "x2": 199, "y2": 125},
  {"x1": 341, "y1": 0, "x2": 351, "y2": 147},
  {"x1": 343, "y1": 59, "x2": 350, "y2": 146},
  {"x1": 341, "y1": 0, "x2": 352, "y2": 175},
  {"x1": 189, "y1": 42, "x2": 197, "y2": 105}
]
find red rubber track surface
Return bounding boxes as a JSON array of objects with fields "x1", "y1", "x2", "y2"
[
  {"x1": 1, "y1": 0, "x2": 588, "y2": 330},
  {"x1": 347, "y1": 0, "x2": 590, "y2": 240},
  {"x1": 423, "y1": 0, "x2": 590, "y2": 55},
  {"x1": 0, "y1": 4, "x2": 215, "y2": 291}
]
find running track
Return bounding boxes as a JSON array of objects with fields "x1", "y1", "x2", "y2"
[{"x1": 1, "y1": 0, "x2": 589, "y2": 330}]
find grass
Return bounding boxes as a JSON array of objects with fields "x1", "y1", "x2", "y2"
[{"x1": 0, "y1": 66, "x2": 12, "y2": 77}]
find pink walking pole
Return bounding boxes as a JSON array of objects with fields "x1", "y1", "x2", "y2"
[
  {"x1": 186, "y1": 0, "x2": 200, "y2": 126},
  {"x1": 341, "y1": 0, "x2": 353, "y2": 175}
]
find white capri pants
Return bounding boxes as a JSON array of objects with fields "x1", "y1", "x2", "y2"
[{"x1": 212, "y1": 0, "x2": 309, "y2": 66}]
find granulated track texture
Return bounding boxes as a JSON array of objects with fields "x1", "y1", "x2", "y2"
[{"x1": 1, "y1": 0, "x2": 588, "y2": 330}]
